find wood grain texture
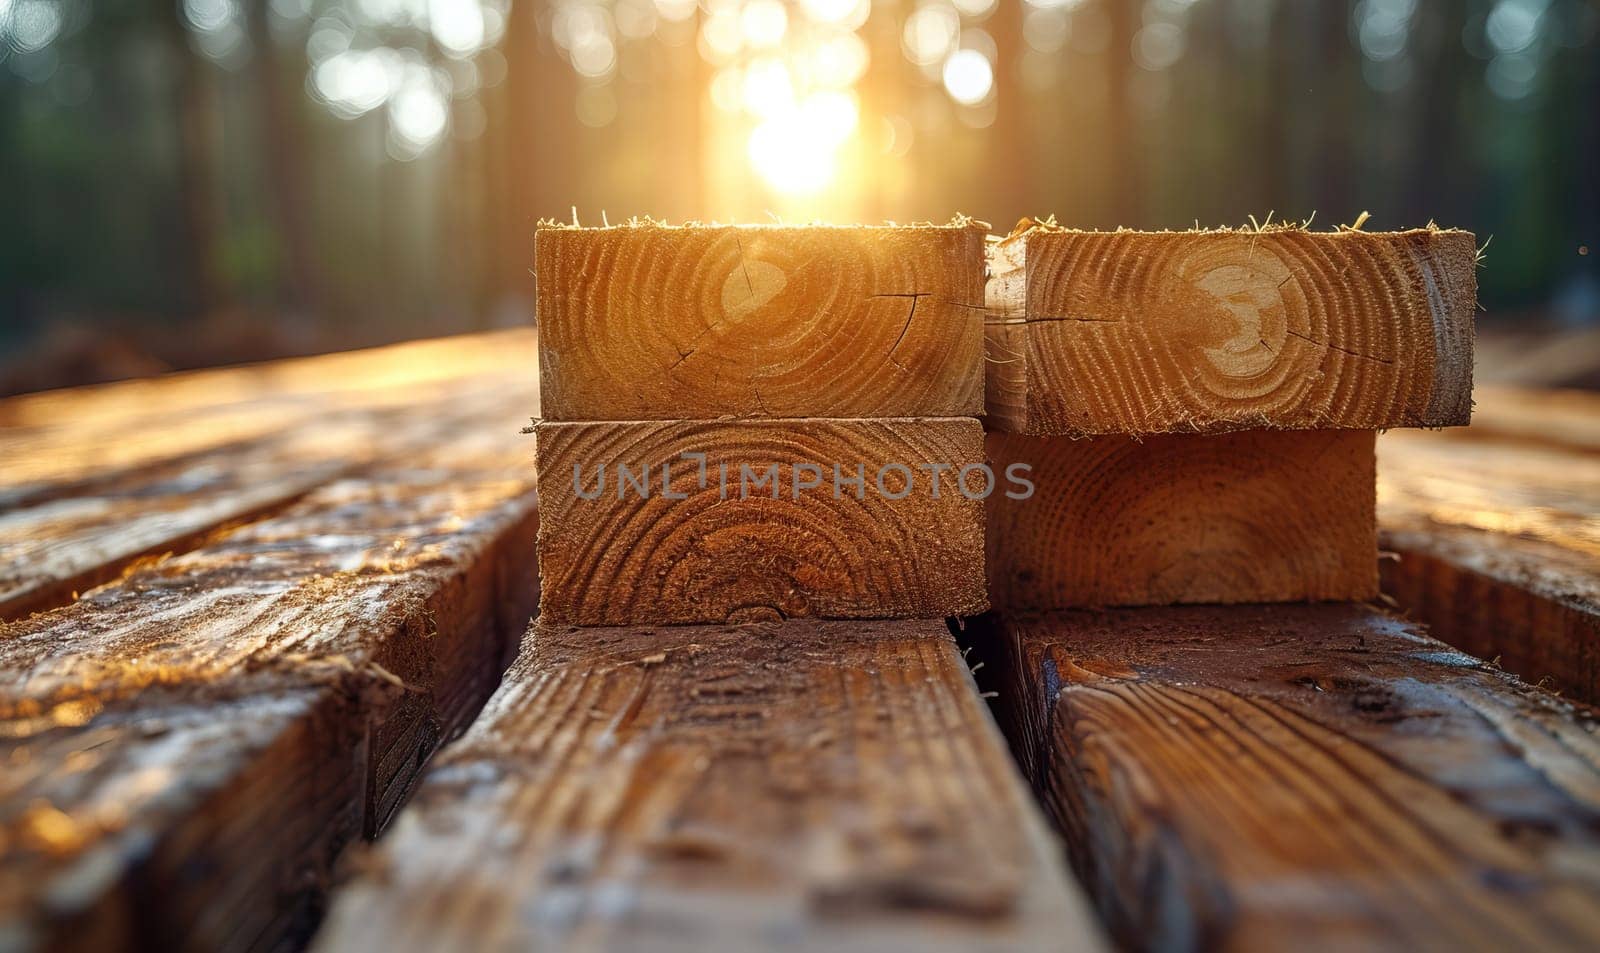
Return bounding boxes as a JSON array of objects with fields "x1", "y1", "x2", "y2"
[
  {"x1": 0, "y1": 330, "x2": 538, "y2": 620},
  {"x1": 535, "y1": 418, "x2": 988, "y2": 625},
  {"x1": 986, "y1": 429, "x2": 1377, "y2": 608},
  {"x1": 975, "y1": 604, "x2": 1600, "y2": 953},
  {"x1": 312, "y1": 618, "x2": 1108, "y2": 953},
  {"x1": 0, "y1": 418, "x2": 540, "y2": 953},
  {"x1": 1, "y1": 685, "x2": 371, "y2": 953},
  {"x1": 537, "y1": 224, "x2": 985, "y2": 420},
  {"x1": 984, "y1": 227, "x2": 1476, "y2": 435},
  {"x1": 1377, "y1": 389, "x2": 1600, "y2": 705}
]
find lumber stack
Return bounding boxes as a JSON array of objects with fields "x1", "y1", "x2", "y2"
[
  {"x1": 985, "y1": 222, "x2": 1478, "y2": 608},
  {"x1": 534, "y1": 223, "x2": 990, "y2": 625}
]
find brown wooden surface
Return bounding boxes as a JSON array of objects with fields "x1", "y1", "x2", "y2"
[
  {"x1": 312, "y1": 618, "x2": 1108, "y2": 953},
  {"x1": 1377, "y1": 386, "x2": 1600, "y2": 705},
  {"x1": 985, "y1": 227, "x2": 1476, "y2": 435},
  {"x1": 1468, "y1": 385, "x2": 1600, "y2": 454},
  {"x1": 0, "y1": 332, "x2": 529, "y2": 504},
  {"x1": 534, "y1": 418, "x2": 988, "y2": 625},
  {"x1": 987, "y1": 429, "x2": 1377, "y2": 608},
  {"x1": 5, "y1": 327, "x2": 1594, "y2": 953},
  {"x1": 0, "y1": 344, "x2": 540, "y2": 953},
  {"x1": 976, "y1": 603, "x2": 1600, "y2": 952},
  {"x1": 0, "y1": 331, "x2": 535, "y2": 620},
  {"x1": 537, "y1": 224, "x2": 985, "y2": 420}
]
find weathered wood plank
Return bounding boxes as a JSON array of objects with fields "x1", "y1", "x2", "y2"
[
  {"x1": 1380, "y1": 427, "x2": 1600, "y2": 559},
  {"x1": 0, "y1": 401, "x2": 458, "y2": 621},
  {"x1": 987, "y1": 429, "x2": 1377, "y2": 608},
  {"x1": 976, "y1": 604, "x2": 1600, "y2": 952},
  {"x1": 1381, "y1": 525, "x2": 1599, "y2": 706},
  {"x1": 534, "y1": 418, "x2": 988, "y2": 625},
  {"x1": 1378, "y1": 401, "x2": 1600, "y2": 705},
  {"x1": 0, "y1": 330, "x2": 533, "y2": 504},
  {"x1": 985, "y1": 226, "x2": 1476, "y2": 435},
  {"x1": 0, "y1": 415, "x2": 539, "y2": 952},
  {"x1": 1, "y1": 684, "x2": 371, "y2": 953},
  {"x1": 312, "y1": 618, "x2": 1108, "y2": 953},
  {"x1": 0, "y1": 331, "x2": 537, "y2": 620},
  {"x1": 536, "y1": 224, "x2": 985, "y2": 420}
]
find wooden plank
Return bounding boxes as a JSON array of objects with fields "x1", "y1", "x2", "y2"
[
  {"x1": 0, "y1": 417, "x2": 539, "y2": 952},
  {"x1": 0, "y1": 398, "x2": 476, "y2": 621},
  {"x1": 534, "y1": 418, "x2": 988, "y2": 625},
  {"x1": 1469, "y1": 386, "x2": 1600, "y2": 454},
  {"x1": 1474, "y1": 325, "x2": 1600, "y2": 392},
  {"x1": 311, "y1": 618, "x2": 1109, "y2": 953},
  {"x1": 0, "y1": 330, "x2": 533, "y2": 505},
  {"x1": 536, "y1": 224, "x2": 985, "y2": 420},
  {"x1": 984, "y1": 226, "x2": 1476, "y2": 435},
  {"x1": 986, "y1": 429, "x2": 1377, "y2": 608},
  {"x1": 1380, "y1": 427, "x2": 1600, "y2": 557},
  {"x1": 1381, "y1": 525, "x2": 1599, "y2": 707},
  {"x1": 976, "y1": 603, "x2": 1600, "y2": 952},
  {"x1": 1378, "y1": 406, "x2": 1600, "y2": 705},
  {"x1": 1, "y1": 684, "x2": 369, "y2": 953},
  {"x1": 0, "y1": 331, "x2": 537, "y2": 620}
]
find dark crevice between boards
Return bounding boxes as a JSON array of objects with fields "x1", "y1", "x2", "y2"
[
  {"x1": 0, "y1": 484, "x2": 329, "y2": 622},
  {"x1": 949, "y1": 611, "x2": 1085, "y2": 893}
]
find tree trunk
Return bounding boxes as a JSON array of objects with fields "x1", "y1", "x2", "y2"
[
  {"x1": 1103, "y1": 0, "x2": 1140, "y2": 226},
  {"x1": 1318, "y1": 0, "x2": 1354, "y2": 222},
  {"x1": 160, "y1": 7, "x2": 228, "y2": 317},
  {"x1": 248, "y1": 2, "x2": 321, "y2": 318}
]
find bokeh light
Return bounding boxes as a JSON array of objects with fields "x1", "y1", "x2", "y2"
[
  {"x1": 903, "y1": 6, "x2": 960, "y2": 66},
  {"x1": 653, "y1": 0, "x2": 695, "y2": 21},
  {"x1": 942, "y1": 47, "x2": 993, "y2": 105},
  {"x1": 739, "y1": 0, "x2": 786, "y2": 47},
  {"x1": 748, "y1": 113, "x2": 836, "y2": 195}
]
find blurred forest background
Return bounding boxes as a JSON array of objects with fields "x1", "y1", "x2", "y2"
[{"x1": 2, "y1": 0, "x2": 1597, "y2": 394}]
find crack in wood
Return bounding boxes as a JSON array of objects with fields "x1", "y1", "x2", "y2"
[
  {"x1": 883, "y1": 293, "x2": 926, "y2": 372},
  {"x1": 1284, "y1": 328, "x2": 1396, "y2": 365},
  {"x1": 983, "y1": 314, "x2": 1122, "y2": 326},
  {"x1": 733, "y1": 234, "x2": 755, "y2": 296}
]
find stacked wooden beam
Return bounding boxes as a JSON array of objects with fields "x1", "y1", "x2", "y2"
[
  {"x1": 533, "y1": 223, "x2": 990, "y2": 624},
  {"x1": 984, "y1": 223, "x2": 1478, "y2": 608}
]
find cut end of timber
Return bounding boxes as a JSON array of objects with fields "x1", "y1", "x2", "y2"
[
  {"x1": 534, "y1": 418, "x2": 989, "y2": 626},
  {"x1": 536, "y1": 224, "x2": 986, "y2": 420},
  {"x1": 987, "y1": 429, "x2": 1379, "y2": 609},
  {"x1": 984, "y1": 225, "x2": 1477, "y2": 436}
]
